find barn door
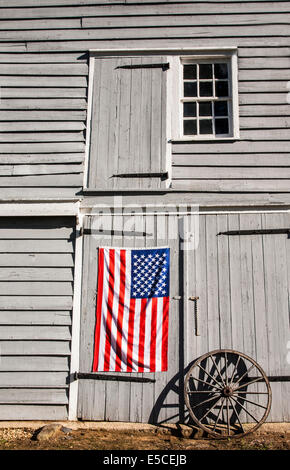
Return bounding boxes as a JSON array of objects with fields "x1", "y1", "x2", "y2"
[
  {"x1": 87, "y1": 55, "x2": 169, "y2": 190},
  {"x1": 77, "y1": 212, "x2": 184, "y2": 423},
  {"x1": 185, "y1": 212, "x2": 290, "y2": 422}
]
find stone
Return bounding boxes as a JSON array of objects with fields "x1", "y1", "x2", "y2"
[{"x1": 34, "y1": 423, "x2": 64, "y2": 441}]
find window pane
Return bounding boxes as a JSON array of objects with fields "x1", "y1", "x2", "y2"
[
  {"x1": 199, "y1": 101, "x2": 212, "y2": 116},
  {"x1": 199, "y1": 82, "x2": 213, "y2": 97},
  {"x1": 183, "y1": 102, "x2": 196, "y2": 117},
  {"x1": 184, "y1": 64, "x2": 197, "y2": 79},
  {"x1": 214, "y1": 101, "x2": 228, "y2": 117},
  {"x1": 214, "y1": 63, "x2": 228, "y2": 79},
  {"x1": 184, "y1": 82, "x2": 197, "y2": 97},
  {"x1": 216, "y1": 81, "x2": 229, "y2": 97},
  {"x1": 215, "y1": 118, "x2": 229, "y2": 134},
  {"x1": 184, "y1": 120, "x2": 197, "y2": 135},
  {"x1": 199, "y1": 119, "x2": 213, "y2": 134},
  {"x1": 199, "y1": 64, "x2": 212, "y2": 79}
]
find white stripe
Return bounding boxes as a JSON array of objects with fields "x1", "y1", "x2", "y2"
[
  {"x1": 143, "y1": 298, "x2": 152, "y2": 372},
  {"x1": 120, "y1": 249, "x2": 131, "y2": 371},
  {"x1": 155, "y1": 297, "x2": 164, "y2": 372},
  {"x1": 109, "y1": 248, "x2": 121, "y2": 371},
  {"x1": 131, "y1": 298, "x2": 142, "y2": 372},
  {"x1": 97, "y1": 247, "x2": 110, "y2": 371}
]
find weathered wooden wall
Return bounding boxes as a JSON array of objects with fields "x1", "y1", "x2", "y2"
[
  {"x1": 0, "y1": 216, "x2": 75, "y2": 420},
  {"x1": 77, "y1": 211, "x2": 290, "y2": 423},
  {"x1": 0, "y1": 0, "x2": 289, "y2": 197}
]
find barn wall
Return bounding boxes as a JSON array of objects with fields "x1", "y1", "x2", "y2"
[
  {"x1": 0, "y1": 1, "x2": 289, "y2": 196},
  {"x1": 0, "y1": 216, "x2": 75, "y2": 420}
]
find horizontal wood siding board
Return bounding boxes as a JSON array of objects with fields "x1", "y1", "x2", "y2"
[
  {"x1": 0, "y1": 239, "x2": 73, "y2": 252},
  {"x1": 0, "y1": 356, "x2": 69, "y2": 372},
  {"x1": 0, "y1": 143, "x2": 85, "y2": 153},
  {"x1": 0, "y1": 281, "x2": 73, "y2": 295},
  {"x1": 0, "y1": 311, "x2": 72, "y2": 325},
  {"x1": 0, "y1": 165, "x2": 82, "y2": 176},
  {"x1": 172, "y1": 142, "x2": 290, "y2": 154},
  {"x1": 1, "y1": 26, "x2": 290, "y2": 42},
  {"x1": 0, "y1": 77, "x2": 87, "y2": 87},
  {"x1": 0, "y1": 133, "x2": 84, "y2": 143},
  {"x1": 0, "y1": 389, "x2": 68, "y2": 405},
  {"x1": 0, "y1": 89, "x2": 87, "y2": 98},
  {"x1": 0, "y1": 123, "x2": 85, "y2": 132},
  {"x1": 0, "y1": 64, "x2": 88, "y2": 75},
  {"x1": 239, "y1": 105, "x2": 290, "y2": 116},
  {"x1": 171, "y1": 180, "x2": 290, "y2": 192},
  {"x1": 0, "y1": 296, "x2": 73, "y2": 310},
  {"x1": 0, "y1": 174, "x2": 82, "y2": 186},
  {"x1": 0, "y1": 154, "x2": 84, "y2": 164},
  {"x1": 0, "y1": 254, "x2": 74, "y2": 267},
  {"x1": 0, "y1": 267, "x2": 73, "y2": 280},
  {"x1": 0, "y1": 2, "x2": 289, "y2": 17},
  {"x1": 0, "y1": 99, "x2": 87, "y2": 110},
  {"x1": 0, "y1": 325, "x2": 71, "y2": 339},
  {"x1": 0, "y1": 405, "x2": 68, "y2": 420},
  {"x1": 0, "y1": 188, "x2": 82, "y2": 199},
  {"x1": 0, "y1": 372, "x2": 68, "y2": 387},
  {"x1": 26, "y1": 37, "x2": 290, "y2": 52},
  {"x1": 0, "y1": 341, "x2": 71, "y2": 356},
  {"x1": 173, "y1": 167, "x2": 290, "y2": 179},
  {"x1": 240, "y1": 117, "x2": 290, "y2": 129},
  {"x1": 172, "y1": 154, "x2": 290, "y2": 167},
  {"x1": 0, "y1": 53, "x2": 87, "y2": 63},
  {"x1": 0, "y1": 111, "x2": 86, "y2": 120}
]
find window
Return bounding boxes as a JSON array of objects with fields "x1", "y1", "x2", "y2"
[{"x1": 171, "y1": 49, "x2": 239, "y2": 140}]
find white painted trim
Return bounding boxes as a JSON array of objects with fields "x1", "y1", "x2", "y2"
[
  {"x1": 83, "y1": 55, "x2": 95, "y2": 190},
  {"x1": 89, "y1": 47, "x2": 238, "y2": 56},
  {"x1": 0, "y1": 202, "x2": 79, "y2": 217},
  {"x1": 68, "y1": 208, "x2": 84, "y2": 421},
  {"x1": 231, "y1": 49, "x2": 240, "y2": 139}
]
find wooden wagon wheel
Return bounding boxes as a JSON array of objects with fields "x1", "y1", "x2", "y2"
[{"x1": 184, "y1": 349, "x2": 272, "y2": 439}]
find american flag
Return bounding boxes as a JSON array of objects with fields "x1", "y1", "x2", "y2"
[{"x1": 92, "y1": 247, "x2": 170, "y2": 373}]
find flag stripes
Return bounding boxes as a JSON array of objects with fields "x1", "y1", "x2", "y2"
[{"x1": 93, "y1": 247, "x2": 170, "y2": 373}]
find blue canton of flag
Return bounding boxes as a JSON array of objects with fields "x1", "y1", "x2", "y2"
[{"x1": 130, "y1": 248, "x2": 170, "y2": 299}]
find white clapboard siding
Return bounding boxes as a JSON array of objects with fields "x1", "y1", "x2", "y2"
[
  {"x1": 0, "y1": 99, "x2": 87, "y2": 110},
  {"x1": 0, "y1": 217, "x2": 75, "y2": 419},
  {"x1": 0, "y1": 1, "x2": 289, "y2": 18},
  {"x1": 0, "y1": 88, "x2": 87, "y2": 98},
  {"x1": 0, "y1": 405, "x2": 68, "y2": 420},
  {"x1": 0, "y1": 389, "x2": 68, "y2": 405},
  {"x1": 0, "y1": 154, "x2": 84, "y2": 164},
  {"x1": 0, "y1": 311, "x2": 72, "y2": 325},
  {"x1": 0, "y1": 76, "x2": 87, "y2": 87},
  {"x1": 1, "y1": 25, "x2": 289, "y2": 42}
]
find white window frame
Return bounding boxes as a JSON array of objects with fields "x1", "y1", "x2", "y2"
[{"x1": 170, "y1": 48, "x2": 239, "y2": 141}]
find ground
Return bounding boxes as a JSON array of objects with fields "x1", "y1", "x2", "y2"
[{"x1": 0, "y1": 426, "x2": 289, "y2": 451}]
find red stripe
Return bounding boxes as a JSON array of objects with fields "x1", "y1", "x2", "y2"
[
  {"x1": 161, "y1": 297, "x2": 169, "y2": 371},
  {"x1": 150, "y1": 297, "x2": 158, "y2": 372},
  {"x1": 92, "y1": 248, "x2": 104, "y2": 372},
  {"x1": 115, "y1": 249, "x2": 126, "y2": 372},
  {"x1": 126, "y1": 298, "x2": 136, "y2": 372},
  {"x1": 103, "y1": 249, "x2": 115, "y2": 371},
  {"x1": 138, "y1": 298, "x2": 147, "y2": 372}
]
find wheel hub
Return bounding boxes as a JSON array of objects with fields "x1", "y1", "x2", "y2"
[{"x1": 222, "y1": 385, "x2": 233, "y2": 397}]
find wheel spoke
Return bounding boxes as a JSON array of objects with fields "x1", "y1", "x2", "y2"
[
  {"x1": 229, "y1": 355, "x2": 241, "y2": 388},
  {"x1": 226, "y1": 397, "x2": 230, "y2": 436},
  {"x1": 229, "y1": 396, "x2": 244, "y2": 434},
  {"x1": 233, "y1": 363, "x2": 255, "y2": 387},
  {"x1": 196, "y1": 363, "x2": 223, "y2": 390},
  {"x1": 234, "y1": 377, "x2": 263, "y2": 392},
  {"x1": 187, "y1": 375, "x2": 222, "y2": 391},
  {"x1": 225, "y1": 352, "x2": 229, "y2": 387},
  {"x1": 232, "y1": 394, "x2": 268, "y2": 410},
  {"x1": 209, "y1": 354, "x2": 226, "y2": 387},
  {"x1": 187, "y1": 390, "x2": 221, "y2": 394},
  {"x1": 199, "y1": 396, "x2": 222, "y2": 423},
  {"x1": 191, "y1": 393, "x2": 221, "y2": 410},
  {"x1": 213, "y1": 397, "x2": 226, "y2": 433},
  {"x1": 230, "y1": 395, "x2": 260, "y2": 423},
  {"x1": 236, "y1": 391, "x2": 268, "y2": 395}
]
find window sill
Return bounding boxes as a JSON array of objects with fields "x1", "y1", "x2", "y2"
[{"x1": 169, "y1": 137, "x2": 240, "y2": 143}]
